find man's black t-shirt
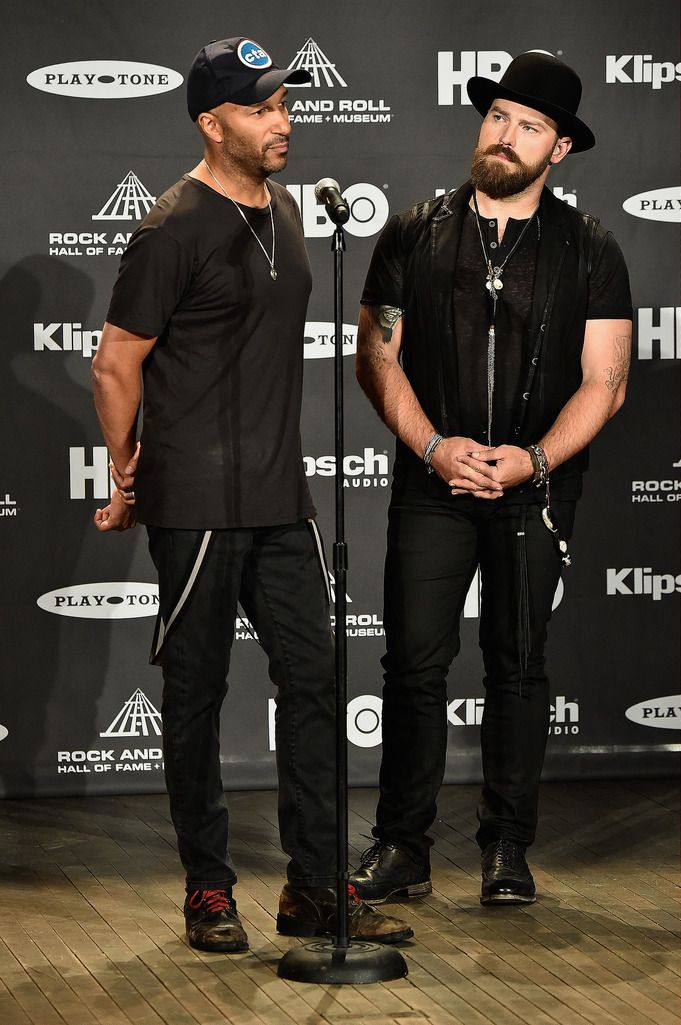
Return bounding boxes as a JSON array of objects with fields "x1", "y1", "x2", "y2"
[
  {"x1": 361, "y1": 194, "x2": 632, "y2": 498},
  {"x1": 453, "y1": 207, "x2": 632, "y2": 447},
  {"x1": 107, "y1": 176, "x2": 315, "y2": 529}
]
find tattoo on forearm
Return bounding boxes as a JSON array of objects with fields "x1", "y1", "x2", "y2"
[
  {"x1": 374, "y1": 304, "x2": 403, "y2": 343},
  {"x1": 604, "y1": 334, "x2": 632, "y2": 393}
]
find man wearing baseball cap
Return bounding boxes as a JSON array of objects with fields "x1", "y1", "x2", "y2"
[
  {"x1": 92, "y1": 37, "x2": 412, "y2": 953},
  {"x1": 351, "y1": 53, "x2": 632, "y2": 906}
]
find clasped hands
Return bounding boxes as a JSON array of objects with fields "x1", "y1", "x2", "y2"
[
  {"x1": 429, "y1": 436, "x2": 534, "y2": 499},
  {"x1": 93, "y1": 443, "x2": 140, "y2": 532}
]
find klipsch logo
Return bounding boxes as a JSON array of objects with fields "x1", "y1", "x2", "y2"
[
  {"x1": 37, "y1": 582, "x2": 159, "y2": 619},
  {"x1": 625, "y1": 695, "x2": 681, "y2": 729},
  {"x1": 304, "y1": 322, "x2": 357, "y2": 359},
  {"x1": 606, "y1": 55, "x2": 681, "y2": 89},
  {"x1": 303, "y1": 447, "x2": 390, "y2": 489},
  {"x1": 448, "y1": 694, "x2": 579, "y2": 736},
  {"x1": 607, "y1": 568, "x2": 681, "y2": 599},
  {"x1": 34, "y1": 323, "x2": 101, "y2": 357},
  {"x1": 27, "y1": 61, "x2": 182, "y2": 98},
  {"x1": 623, "y1": 187, "x2": 681, "y2": 222},
  {"x1": 286, "y1": 39, "x2": 392, "y2": 125}
]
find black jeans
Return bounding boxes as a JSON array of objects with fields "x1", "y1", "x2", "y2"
[
  {"x1": 147, "y1": 520, "x2": 337, "y2": 891},
  {"x1": 374, "y1": 488, "x2": 575, "y2": 863}
]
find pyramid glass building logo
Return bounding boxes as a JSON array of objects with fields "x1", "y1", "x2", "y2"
[
  {"x1": 92, "y1": 171, "x2": 156, "y2": 221},
  {"x1": 100, "y1": 688, "x2": 162, "y2": 738},
  {"x1": 287, "y1": 38, "x2": 347, "y2": 87}
]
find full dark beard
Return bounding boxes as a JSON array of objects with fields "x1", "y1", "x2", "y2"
[{"x1": 470, "y1": 144, "x2": 554, "y2": 200}]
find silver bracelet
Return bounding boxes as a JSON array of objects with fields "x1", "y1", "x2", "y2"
[{"x1": 424, "y1": 433, "x2": 444, "y2": 474}]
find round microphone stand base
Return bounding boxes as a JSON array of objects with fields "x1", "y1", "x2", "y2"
[{"x1": 277, "y1": 939, "x2": 408, "y2": 984}]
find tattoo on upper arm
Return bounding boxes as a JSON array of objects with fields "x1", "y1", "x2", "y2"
[
  {"x1": 373, "y1": 304, "x2": 403, "y2": 343},
  {"x1": 604, "y1": 333, "x2": 632, "y2": 392}
]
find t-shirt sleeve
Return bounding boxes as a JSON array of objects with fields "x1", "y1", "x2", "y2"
[
  {"x1": 360, "y1": 213, "x2": 406, "y2": 309},
  {"x1": 106, "y1": 224, "x2": 192, "y2": 337},
  {"x1": 586, "y1": 231, "x2": 633, "y2": 321}
]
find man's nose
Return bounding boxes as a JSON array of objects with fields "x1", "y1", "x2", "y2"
[{"x1": 497, "y1": 124, "x2": 516, "y2": 148}]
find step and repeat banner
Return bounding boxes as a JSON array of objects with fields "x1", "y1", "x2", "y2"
[{"x1": 1, "y1": 0, "x2": 679, "y2": 797}]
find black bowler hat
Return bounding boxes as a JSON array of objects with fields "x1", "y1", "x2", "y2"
[
  {"x1": 467, "y1": 52, "x2": 595, "y2": 153},
  {"x1": 187, "y1": 37, "x2": 311, "y2": 121}
]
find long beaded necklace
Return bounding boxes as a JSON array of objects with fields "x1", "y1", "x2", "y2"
[
  {"x1": 472, "y1": 190, "x2": 538, "y2": 445},
  {"x1": 203, "y1": 159, "x2": 277, "y2": 280}
]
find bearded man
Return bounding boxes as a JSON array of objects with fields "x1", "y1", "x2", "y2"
[
  {"x1": 349, "y1": 53, "x2": 632, "y2": 907},
  {"x1": 92, "y1": 36, "x2": 412, "y2": 953}
]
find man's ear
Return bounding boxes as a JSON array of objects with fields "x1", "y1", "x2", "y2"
[
  {"x1": 196, "y1": 110, "x2": 224, "y2": 144},
  {"x1": 550, "y1": 136, "x2": 573, "y2": 165}
]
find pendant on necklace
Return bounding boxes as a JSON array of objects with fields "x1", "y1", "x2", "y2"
[
  {"x1": 486, "y1": 274, "x2": 503, "y2": 292},
  {"x1": 270, "y1": 268, "x2": 277, "y2": 281}
]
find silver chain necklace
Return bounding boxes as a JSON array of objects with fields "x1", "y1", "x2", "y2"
[
  {"x1": 471, "y1": 190, "x2": 539, "y2": 445},
  {"x1": 203, "y1": 159, "x2": 277, "y2": 280}
]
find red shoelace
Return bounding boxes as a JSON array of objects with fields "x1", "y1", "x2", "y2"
[{"x1": 188, "y1": 889, "x2": 233, "y2": 913}]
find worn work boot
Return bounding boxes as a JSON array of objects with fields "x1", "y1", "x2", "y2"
[
  {"x1": 348, "y1": 840, "x2": 432, "y2": 904},
  {"x1": 184, "y1": 888, "x2": 249, "y2": 952},
  {"x1": 480, "y1": 839, "x2": 536, "y2": 905},
  {"x1": 276, "y1": 883, "x2": 414, "y2": 943}
]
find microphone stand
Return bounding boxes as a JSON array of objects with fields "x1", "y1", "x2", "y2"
[{"x1": 278, "y1": 217, "x2": 408, "y2": 985}]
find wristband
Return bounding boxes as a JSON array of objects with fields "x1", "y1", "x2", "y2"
[
  {"x1": 423, "y1": 433, "x2": 444, "y2": 474},
  {"x1": 524, "y1": 444, "x2": 549, "y2": 487}
]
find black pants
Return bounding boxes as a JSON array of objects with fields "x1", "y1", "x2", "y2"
[
  {"x1": 374, "y1": 488, "x2": 576, "y2": 864},
  {"x1": 147, "y1": 520, "x2": 337, "y2": 891}
]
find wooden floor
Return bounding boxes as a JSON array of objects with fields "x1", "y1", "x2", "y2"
[{"x1": 0, "y1": 780, "x2": 678, "y2": 1025}]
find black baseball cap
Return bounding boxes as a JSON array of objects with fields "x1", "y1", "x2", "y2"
[{"x1": 187, "y1": 37, "x2": 311, "y2": 121}]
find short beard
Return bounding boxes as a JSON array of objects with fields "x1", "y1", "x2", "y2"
[{"x1": 470, "y1": 143, "x2": 554, "y2": 200}]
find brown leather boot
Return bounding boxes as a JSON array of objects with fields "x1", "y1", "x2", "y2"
[
  {"x1": 184, "y1": 889, "x2": 249, "y2": 952},
  {"x1": 276, "y1": 883, "x2": 414, "y2": 943}
]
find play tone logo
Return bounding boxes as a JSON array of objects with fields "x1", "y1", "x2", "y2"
[
  {"x1": 37, "y1": 582, "x2": 159, "y2": 619},
  {"x1": 625, "y1": 695, "x2": 681, "y2": 729},
  {"x1": 286, "y1": 38, "x2": 392, "y2": 124},
  {"x1": 304, "y1": 322, "x2": 357, "y2": 359},
  {"x1": 27, "y1": 60, "x2": 182, "y2": 98},
  {"x1": 623, "y1": 187, "x2": 681, "y2": 222}
]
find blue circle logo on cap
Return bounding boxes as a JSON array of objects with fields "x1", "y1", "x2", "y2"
[{"x1": 237, "y1": 40, "x2": 273, "y2": 69}]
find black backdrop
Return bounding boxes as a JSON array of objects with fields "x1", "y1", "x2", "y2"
[{"x1": 1, "y1": 0, "x2": 679, "y2": 798}]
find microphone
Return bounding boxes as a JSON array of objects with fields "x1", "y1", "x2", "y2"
[{"x1": 314, "y1": 177, "x2": 350, "y2": 225}]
